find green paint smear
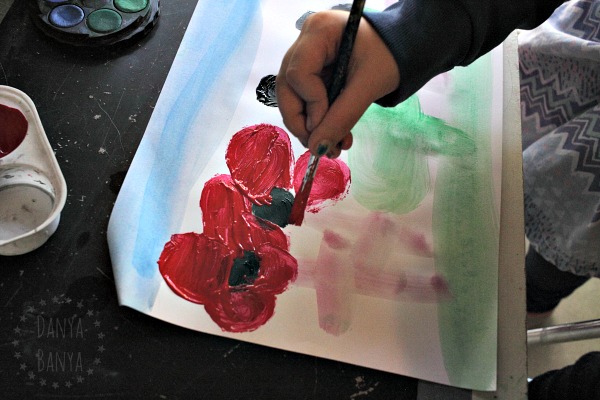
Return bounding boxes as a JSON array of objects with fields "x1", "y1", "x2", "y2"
[
  {"x1": 349, "y1": 96, "x2": 474, "y2": 214},
  {"x1": 349, "y1": 52, "x2": 499, "y2": 389},
  {"x1": 432, "y1": 54, "x2": 499, "y2": 389}
]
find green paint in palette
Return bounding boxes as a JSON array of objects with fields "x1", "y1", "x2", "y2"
[
  {"x1": 87, "y1": 8, "x2": 122, "y2": 33},
  {"x1": 114, "y1": 0, "x2": 149, "y2": 13},
  {"x1": 30, "y1": 0, "x2": 160, "y2": 46}
]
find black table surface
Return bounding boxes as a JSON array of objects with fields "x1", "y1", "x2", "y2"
[{"x1": 0, "y1": 2, "x2": 468, "y2": 399}]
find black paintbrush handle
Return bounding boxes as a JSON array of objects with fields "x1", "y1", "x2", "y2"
[{"x1": 327, "y1": 0, "x2": 367, "y2": 105}]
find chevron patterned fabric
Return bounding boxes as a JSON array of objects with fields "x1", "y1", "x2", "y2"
[{"x1": 520, "y1": 0, "x2": 600, "y2": 276}]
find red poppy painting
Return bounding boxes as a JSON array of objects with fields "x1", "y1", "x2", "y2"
[
  {"x1": 158, "y1": 124, "x2": 351, "y2": 332},
  {"x1": 107, "y1": 1, "x2": 507, "y2": 391}
]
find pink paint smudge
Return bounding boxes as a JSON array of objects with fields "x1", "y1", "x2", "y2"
[{"x1": 315, "y1": 230, "x2": 354, "y2": 336}]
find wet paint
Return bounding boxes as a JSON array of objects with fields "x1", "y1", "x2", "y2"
[
  {"x1": 287, "y1": 155, "x2": 316, "y2": 226},
  {"x1": 228, "y1": 250, "x2": 260, "y2": 286},
  {"x1": 252, "y1": 187, "x2": 294, "y2": 227},
  {"x1": 159, "y1": 123, "x2": 301, "y2": 333},
  {"x1": 158, "y1": 225, "x2": 297, "y2": 333},
  {"x1": 0, "y1": 103, "x2": 28, "y2": 158},
  {"x1": 200, "y1": 174, "x2": 288, "y2": 255},
  {"x1": 287, "y1": 185, "x2": 309, "y2": 225},
  {"x1": 200, "y1": 174, "x2": 252, "y2": 250},
  {"x1": 159, "y1": 120, "x2": 355, "y2": 333},
  {"x1": 158, "y1": 232, "x2": 235, "y2": 304},
  {"x1": 349, "y1": 96, "x2": 473, "y2": 214},
  {"x1": 293, "y1": 151, "x2": 351, "y2": 212},
  {"x1": 226, "y1": 124, "x2": 293, "y2": 205},
  {"x1": 204, "y1": 289, "x2": 277, "y2": 333}
]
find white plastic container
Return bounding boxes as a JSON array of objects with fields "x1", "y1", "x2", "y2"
[{"x1": 0, "y1": 85, "x2": 67, "y2": 256}]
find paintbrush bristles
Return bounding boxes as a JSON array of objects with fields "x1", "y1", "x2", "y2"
[
  {"x1": 289, "y1": 155, "x2": 321, "y2": 226},
  {"x1": 288, "y1": 181, "x2": 311, "y2": 225}
]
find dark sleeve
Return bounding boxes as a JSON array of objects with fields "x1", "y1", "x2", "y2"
[
  {"x1": 363, "y1": 0, "x2": 565, "y2": 106},
  {"x1": 528, "y1": 351, "x2": 600, "y2": 400}
]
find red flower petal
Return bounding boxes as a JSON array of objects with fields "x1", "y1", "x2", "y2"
[
  {"x1": 252, "y1": 243, "x2": 298, "y2": 295},
  {"x1": 158, "y1": 232, "x2": 233, "y2": 304},
  {"x1": 293, "y1": 151, "x2": 351, "y2": 211},
  {"x1": 226, "y1": 124, "x2": 293, "y2": 205},
  {"x1": 242, "y1": 212, "x2": 289, "y2": 252},
  {"x1": 200, "y1": 174, "x2": 251, "y2": 250},
  {"x1": 203, "y1": 289, "x2": 276, "y2": 333}
]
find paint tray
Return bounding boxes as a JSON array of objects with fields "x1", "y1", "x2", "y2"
[
  {"x1": 29, "y1": 0, "x2": 160, "y2": 47},
  {"x1": 0, "y1": 85, "x2": 67, "y2": 256}
]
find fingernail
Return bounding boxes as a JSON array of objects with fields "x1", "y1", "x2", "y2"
[{"x1": 317, "y1": 141, "x2": 331, "y2": 156}]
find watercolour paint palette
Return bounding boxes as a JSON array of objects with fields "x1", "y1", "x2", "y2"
[{"x1": 30, "y1": 0, "x2": 160, "y2": 46}]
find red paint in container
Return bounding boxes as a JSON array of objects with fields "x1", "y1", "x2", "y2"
[
  {"x1": 0, "y1": 103, "x2": 28, "y2": 158},
  {"x1": 0, "y1": 86, "x2": 67, "y2": 256}
]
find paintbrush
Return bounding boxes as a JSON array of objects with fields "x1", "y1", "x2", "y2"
[{"x1": 288, "y1": 0, "x2": 366, "y2": 226}]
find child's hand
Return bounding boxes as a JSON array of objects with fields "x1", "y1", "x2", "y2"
[{"x1": 277, "y1": 10, "x2": 400, "y2": 158}]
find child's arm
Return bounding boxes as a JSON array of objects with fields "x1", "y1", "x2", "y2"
[{"x1": 277, "y1": 0, "x2": 564, "y2": 157}]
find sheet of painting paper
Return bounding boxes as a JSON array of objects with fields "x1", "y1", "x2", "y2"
[{"x1": 108, "y1": 0, "x2": 504, "y2": 391}]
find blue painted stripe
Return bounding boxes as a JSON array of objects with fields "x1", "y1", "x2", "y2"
[{"x1": 130, "y1": 0, "x2": 261, "y2": 288}]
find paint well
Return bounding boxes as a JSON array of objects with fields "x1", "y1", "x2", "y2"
[
  {"x1": 0, "y1": 103, "x2": 28, "y2": 158},
  {"x1": 48, "y1": 4, "x2": 85, "y2": 28},
  {"x1": 0, "y1": 186, "x2": 54, "y2": 240},
  {"x1": 114, "y1": 0, "x2": 149, "y2": 13},
  {"x1": 87, "y1": 8, "x2": 122, "y2": 33}
]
